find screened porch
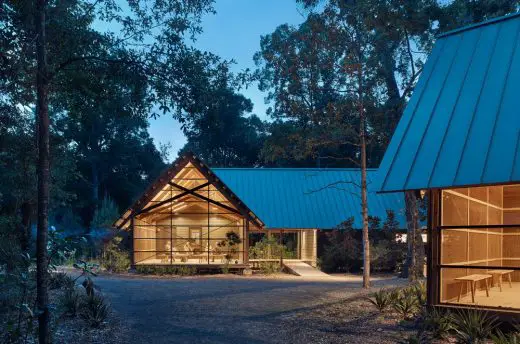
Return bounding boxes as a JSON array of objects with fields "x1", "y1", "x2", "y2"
[
  {"x1": 438, "y1": 184, "x2": 520, "y2": 310},
  {"x1": 131, "y1": 162, "x2": 253, "y2": 266}
]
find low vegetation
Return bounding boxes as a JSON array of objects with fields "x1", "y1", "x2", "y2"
[
  {"x1": 365, "y1": 281, "x2": 520, "y2": 343},
  {"x1": 135, "y1": 265, "x2": 197, "y2": 276}
]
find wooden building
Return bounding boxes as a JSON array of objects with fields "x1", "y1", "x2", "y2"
[
  {"x1": 376, "y1": 13, "x2": 520, "y2": 316},
  {"x1": 114, "y1": 153, "x2": 406, "y2": 270}
]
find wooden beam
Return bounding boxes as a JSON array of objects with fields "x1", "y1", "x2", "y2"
[
  {"x1": 137, "y1": 182, "x2": 210, "y2": 215},
  {"x1": 168, "y1": 181, "x2": 242, "y2": 216}
]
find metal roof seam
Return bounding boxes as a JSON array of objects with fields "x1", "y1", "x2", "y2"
[
  {"x1": 403, "y1": 34, "x2": 465, "y2": 190},
  {"x1": 451, "y1": 23, "x2": 503, "y2": 185},
  {"x1": 512, "y1": 132, "x2": 520, "y2": 180},
  {"x1": 380, "y1": 39, "x2": 449, "y2": 192},
  {"x1": 437, "y1": 11, "x2": 520, "y2": 39},
  {"x1": 425, "y1": 28, "x2": 484, "y2": 189},
  {"x1": 480, "y1": 21, "x2": 520, "y2": 183}
]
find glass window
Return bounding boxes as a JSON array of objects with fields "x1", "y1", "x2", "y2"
[{"x1": 439, "y1": 185, "x2": 520, "y2": 310}]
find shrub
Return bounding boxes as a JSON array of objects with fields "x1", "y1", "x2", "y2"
[
  {"x1": 177, "y1": 266, "x2": 196, "y2": 276},
  {"x1": 392, "y1": 288, "x2": 419, "y2": 320},
  {"x1": 101, "y1": 237, "x2": 130, "y2": 273},
  {"x1": 411, "y1": 281, "x2": 427, "y2": 306},
  {"x1": 491, "y1": 330, "x2": 520, "y2": 344},
  {"x1": 366, "y1": 288, "x2": 392, "y2": 313},
  {"x1": 80, "y1": 294, "x2": 111, "y2": 328},
  {"x1": 419, "y1": 306, "x2": 452, "y2": 339},
  {"x1": 259, "y1": 261, "x2": 281, "y2": 274},
  {"x1": 450, "y1": 309, "x2": 500, "y2": 344},
  {"x1": 61, "y1": 288, "x2": 82, "y2": 317},
  {"x1": 49, "y1": 272, "x2": 75, "y2": 290}
]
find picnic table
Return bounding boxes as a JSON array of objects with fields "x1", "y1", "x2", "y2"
[
  {"x1": 455, "y1": 274, "x2": 492, "y2": 303},
  {"x1": 487, "y1": 270, "x2": 514, "y2": 292}
]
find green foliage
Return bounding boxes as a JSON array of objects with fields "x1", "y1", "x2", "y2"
[
  {"x1": 135, "y1": 265, "x2": 196, "y2": 276},
  {"x1": 491, "y1": 330, "x2": 520, "y2": 344},
  {"x1": 366, "y1": 288, "x2": 392, "y2": 313},
  {"x1": 321, "y1": 214, "x2": 406, "y2": 273},
  {"x1": 258, "y1": 261, "x2": 281, "y2": 275},
  {"x1": 249, "y1": 235, "x2": 293, "y2": 261},
  {"x1": 179, "y1": 72, "x2": 267, "y2": 167},
  {"x1": 91, "y1": 197, "x2": 119, "y2": 229},
  {"x1": 101, "y1": 236, "x2": 130, "y2": 273},
  {"x1": 49, "y1": 272, "x2": 75, "y2": 290},
  {"x1": 217, "y1": 231, "x2": 242, "y2": 264},
  {"x1": 320, "y1": 219, "x2": 360, "y2": 273},
  {"x1": 80, "y1": 294, "x2": 111, "y2": 328},
  {"x1": 419, "y1": 307, "x2": 453, "y2": 339},
  {"x1": 410, "y1": 281, "x2": 427, "y2": 307},
  {"x1": 392, "y1": 287, "x2": 420, "y2": 320},
  {"x1": 450, "y1": 309, "x2": 500, "y2": 344},
  {"x1": 60, "y1": 288, "x2": 82, "y2": 317}
]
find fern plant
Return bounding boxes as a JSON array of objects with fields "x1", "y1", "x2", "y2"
[
  {"x1": 450, "y1": 309, "x2": 500, "y2": 344},
  {"x1": 366, "y1": 288, "x2": 392, "y2": 313}
]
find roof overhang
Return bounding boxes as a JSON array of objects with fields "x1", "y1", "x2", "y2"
[
  {"x1": 113, "y1": 152, "x2": 264, "y2": 230},
  {"x1": 376, "y1": 13, "x2": 520, "y2": 193}
]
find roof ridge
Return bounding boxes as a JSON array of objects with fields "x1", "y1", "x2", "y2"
[
  {"x1": 438, "y1": 11, "x2": 520, "y2": 39},
  {"x1": 211, "y1": 167, "x2": 379, "y2": 171}
]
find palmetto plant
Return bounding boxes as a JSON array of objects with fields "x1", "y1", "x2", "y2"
[
  {"x1": 420, "y1": 306, "x2": 453, "y2": 339},
  {"x1": 61, "y1": 288, "x2": 81, "y2": 317},
  {"x1": 411, "y1": 281, "x2": 427, "y2": 306},
  {"x1": 366, "y1": 288, "x2": 392, "y2": 313},
  {"x1": 393, "y1": 288, "x2": 420, "y2": 320},
  {"x1": 491, "y1": 323, "x2": 520, "y2": 344},
  {"x1": 450, "y1": 309, "x2": 500, "y2": 344},
  {"x1": 80, "y1": 294, "x2": 111, "y2": 328},
  {"x1": 491, "y1": 330, "x2": 520, "y2": 344}
]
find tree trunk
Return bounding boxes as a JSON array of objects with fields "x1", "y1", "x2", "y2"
[
  {"x1": 19, "y1": 201, "x2": 32, "y2": 253},
  {"x1": 403, "y1": 190, "x2": 424, "y2": 280},
  {"x1": 35, "y1": 0, "x2": 50, "y2": 341},
  {"x1": 359, "y1": 65, "x2": 370, "y2": 289}
]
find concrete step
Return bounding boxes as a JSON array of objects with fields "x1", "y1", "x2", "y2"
[{"x1": 283, "y1": 261, "x2": 331, "y2": 278}]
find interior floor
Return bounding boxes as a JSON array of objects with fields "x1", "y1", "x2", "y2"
[{"x1": 453, "y1": 282, "x2": 520, "y2": 309}]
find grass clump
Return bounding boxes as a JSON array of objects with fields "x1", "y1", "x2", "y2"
[
  {"x1": 80, "y1": 294, "x2": 111, "y2": 328},
  {"x1": 450, "y1": 309, "x2": 499, "y2": 344},
  {"x1": 366, "y1": 288, "x2": 392, "y2": 313}
]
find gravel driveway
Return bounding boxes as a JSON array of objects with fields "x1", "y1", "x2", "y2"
[{"x1": 93, "y1": 273, "x2": 407, "y2": 344}]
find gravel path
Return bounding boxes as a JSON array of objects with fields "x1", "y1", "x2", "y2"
[{"x1": 92, "y1": 273, "x2": 408, "y2": 344}]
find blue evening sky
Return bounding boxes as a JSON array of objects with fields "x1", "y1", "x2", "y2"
[{"x1": 147, "y1": 0, "x2": 307, "y2": 161}]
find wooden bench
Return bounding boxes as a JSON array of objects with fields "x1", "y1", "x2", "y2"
[
  {"x1": 455, "y1": 274, "x2": 492, "y2": 303},
  {"x1": 487, "y1": 270, "x2": 514, "y2": 292}
]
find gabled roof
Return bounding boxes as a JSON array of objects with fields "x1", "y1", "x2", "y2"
[
  {"x1": 113, "y1": 153, "x2": 263, "y2": 229},
  {"x1": 376, "y1": 12, "x2": 520, "y2": 193},
  {"x1": 114, "y1": 153, "x2": 407, "y2": 230},
  {"x1": 213, "y1": 168, "x2": 406, "y2": 229}
]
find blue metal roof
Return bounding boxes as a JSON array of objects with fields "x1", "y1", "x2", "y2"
[
  {"x1": 213, "y1": 168, "x2": 406, "y2": 229},
  {"x1": 377, "y1": 12, "x2": 520, "y2": 193}
]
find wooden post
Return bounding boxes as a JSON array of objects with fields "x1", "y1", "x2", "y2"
[
  {"x1": 130, "y1": 215, "x2": 135, "y2": 267},
  {"x1": 427, "y1": 189, "x2": 441, "y2": 306},
  {"x1": 244, "y1": 220, "x2": 249, "y2": 264},
  {"x1": 267, "y1": 231, "x2": 272, "y2": 259},
  {"x1": 279, "y1": 230, "x2": 283, "y2": 268}
]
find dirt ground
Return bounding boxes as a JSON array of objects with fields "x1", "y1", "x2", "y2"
[{"x1": 86, "y1": 272, "x2": 414, "y2": 344}]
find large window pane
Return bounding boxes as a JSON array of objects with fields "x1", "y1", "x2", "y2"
[{"x1": 439, "y1": 185, "x2": 520, "y2": 310}]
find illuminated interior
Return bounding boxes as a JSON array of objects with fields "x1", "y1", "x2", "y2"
[
  {"x1": 440, "y1": 185, "x2": 520, "y2": 310},
  {"x1": 132, "y1": 162, "x2": 249, "y2": 265}
]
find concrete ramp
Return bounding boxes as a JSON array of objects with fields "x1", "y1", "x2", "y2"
[{"x1": 283, "y1": 261, "x2": 331, "y2": 278}]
